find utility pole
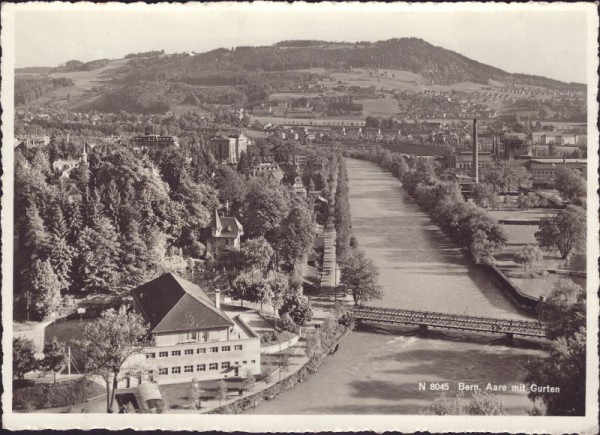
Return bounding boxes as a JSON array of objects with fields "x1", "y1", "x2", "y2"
[{"x1": 68, "y1": 346, "x2": 72, "y2": 379}]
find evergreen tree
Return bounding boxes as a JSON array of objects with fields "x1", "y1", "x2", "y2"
[
  {"x1": 101, "y1": 181, "x2": 122, "y2": 229},
  {"x1": 72, "y1": 217, "x2": 121, "y2": 294},
  {"x1": 23, "y1": 203, "x2": 49, "y2": 260},
  {"x1": 120, "y1": 217, "x2": 151, "y2": 287},
  {"x1": 47, "y1": 202, "x2": 68, "y2": 240},
  {"x1": 63, "y1": 200, "x2": 83, "y2": 244},
  {"x1": 47, "y1": 237, "x2": 74, "y2": 293},
  {"x1": 24, "y1": 259, "x2": 62, "y2": 320}
]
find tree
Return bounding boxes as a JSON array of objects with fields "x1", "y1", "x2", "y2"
[
  {"x1": 22, "y1": 203, "x2": 49, "y2": 260},
  {"x1": 425, "y1": 391, "x2": 504, "y2": 415},
  {"x1": 268, "y1": 272, "x2": 290, "y2": 313},
  {"x1": 555, "y1": 167, "x2": 586, "y2": 204},
  {"x1": 472, "y1": 183, "x2": 497, "y2": 208},
  {"x1": 240, "y1": 237, "x2": 274, "y2": 276},
  {"x1": 525, "y1": 279, "x2": 585, "y2": 415},
  {"x1": 526, "y1": 328, "x2": 586, "y2": 416},
  {"x1": 516, "y1": 192, "x2": 539, "y2": 210},
  {"x1": 276, "y1": 200, "x2": 315, "y2": 271},
  {"x1": 514, "y1": 245, "x2": 543, "y2": 271},
  {"x1": 46, "y1": 236, "x2": 74, "y2": 293},
  {"x1": 23, "y1": 259, "x2": 62, "y2": 321},
  {"x1": 230, "y1": 273, "x2": 253, "y2": 307},
  {"x1": 279, "y1": 293, "x2": 313, "y2": 326},
  {"x1": 535, "y1": 206, "x2": 585, "y2": 259},
  {"x1": 541, "y1": 278, "x2": 586, "y2": 340},
  {"x1": 263, "y1": 363, "x2": 273, "y2": 384},
  {"x1": 340, "y1": 249, "x2": 383, "y2": 306},
  {"x1": 216, "y1": 379, "x2": 228, "y2": 406},
  {"x1": 13, "y1": 337, "x2": 38, "y2": 380},
  {"x1": 77, "y1": 307, "x2": 149, "y2": 413},
  {"x1": 241, "y1": 373, "x2": 256, "y2": 395},
  {"x1": 71, "y1": 216, "x2": 121, "y2": 294},
  {"x1": 41, "y1": 337, "x2": 68, "y2": 383},
  {"x1": 189, "y1": 378, "x2": 203, "y2": 410},
  {"x1": 241, "y1": 180, "x2": 290, "y2": 241}
]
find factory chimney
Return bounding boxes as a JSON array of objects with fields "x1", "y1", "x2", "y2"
[{"x1": 472, "y1": 119, "x2": 479, "y2": 183}]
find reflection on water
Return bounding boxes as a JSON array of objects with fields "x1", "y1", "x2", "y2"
[{"x1": 248, "y1": 158, "x2": 544, "y2": 415}]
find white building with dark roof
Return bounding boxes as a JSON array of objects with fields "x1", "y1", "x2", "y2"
[
  {"x1": 206, "y1": 210, "x2": 244, "y2": 257},
  {"x1": 129, "y1": 273, "x2": 260, "y2": 385}
]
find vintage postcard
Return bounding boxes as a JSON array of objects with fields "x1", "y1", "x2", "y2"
[{"x1": 2, "y1": 2, "x2": 598, "y2": 432}]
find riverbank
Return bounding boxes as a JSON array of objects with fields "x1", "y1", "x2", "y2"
[{"x1": 247, "y1": 158, "x2": 543, "y2": 415}]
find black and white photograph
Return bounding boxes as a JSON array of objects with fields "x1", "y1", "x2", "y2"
[{"x1": 2, "y1": 2, "x2": 598, "y2": 432}]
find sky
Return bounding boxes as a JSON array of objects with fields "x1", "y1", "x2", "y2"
[{"x1": 11, "y1": 3, "x2": 592, "y2": 84}]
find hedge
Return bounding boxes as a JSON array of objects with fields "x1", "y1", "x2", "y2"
[{"x1": 13, "y1": 377, "x2": 105, "y2": 411}]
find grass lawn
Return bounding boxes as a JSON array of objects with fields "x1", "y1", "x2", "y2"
[
  {"x1": 487, "y1": 208, "x2": 559, "y2": 221},
  {"x1": 44, "y1": 318, "x2": 95, "y2": 371},
  {"x1": 510, "y1": 274, "x2": 586, "y2": 299}
]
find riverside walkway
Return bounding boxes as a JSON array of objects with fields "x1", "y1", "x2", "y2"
[{"x1": 353, "y1": 306, "x2": 547, "y2": 340}]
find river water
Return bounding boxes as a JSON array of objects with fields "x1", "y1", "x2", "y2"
[{"x1": 248, "y1": 158, "x2": 545, "y2": 415}]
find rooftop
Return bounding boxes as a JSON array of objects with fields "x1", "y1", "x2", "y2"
[{"x1": 131, "y1": 273, "x2": 233, "y2": 334}]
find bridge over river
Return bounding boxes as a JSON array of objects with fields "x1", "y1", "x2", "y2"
[
  {"x1": 248, "y1": 158, "x2": 545, "y2": 415},
  {"x1": 353, "y1": 306, "x2": 547, "y2": 342}
]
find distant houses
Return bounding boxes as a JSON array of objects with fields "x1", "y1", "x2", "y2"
[{"x1": 130, "y1": 134, "x2": 179, "y2": 151}]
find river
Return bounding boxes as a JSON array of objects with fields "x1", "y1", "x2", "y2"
[{"x1": 248, "y1": 158, "x2": 545, "y2": 415}]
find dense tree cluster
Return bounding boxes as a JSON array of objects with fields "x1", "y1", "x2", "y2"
[
  {"x1": 15, "y1": 77, "x2": 74, "y2": 106},
  {"x1": 526, "y1": 279, "x2": 586, "y2": 415},
  {"x1": 121, "y1": 38, "x2": 585, "y2": 89},
  {"x1": 334, "y1": 155, "x2": 353, "y2": 260},
  {"x1": 554, "y1": 167, "x2": 586, "y2": 206},
  {"x1": 349, "y1": 147, "x2": 506, "y2": 264},
  {"x1": 535, "y1": 206, "x2": 586, "y2": 259}
]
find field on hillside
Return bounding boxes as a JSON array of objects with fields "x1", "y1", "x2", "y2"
[
  {"x1": 356, "y1": 95, "x2": 400, "y2": 117},
  {"x1": 326, "y1": 69, "x2": 425, "y2": 92},
  {"x1": 17, "y1": 58, "x2": 131, "y2": 110}
]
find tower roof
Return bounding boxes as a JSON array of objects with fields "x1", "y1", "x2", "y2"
[{"x1": 213, "y1": 209, "x2": 223, "y2": 232}]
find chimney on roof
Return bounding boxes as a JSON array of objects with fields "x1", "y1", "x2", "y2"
[
  {"x1": 472, "y1": 119, "x2": 479, "y2": 183},
  {"x1": 214, "y1": 289, "x2": 221, "y2": 309}
]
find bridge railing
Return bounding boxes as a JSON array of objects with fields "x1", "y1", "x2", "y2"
[{"x1": 352, "y1": 305, "x2": 547, "y2": 337}]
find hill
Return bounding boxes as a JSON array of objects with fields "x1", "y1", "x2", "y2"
[
  {"x1": 16, "y1": 66, "x2": 53, "y2": 75},
  {"x1": 15, "y1": 38, "x2": 585, "y2": 114},
  {"x1": 117, "y1": 38, "x2": 584, "y2": 90}
]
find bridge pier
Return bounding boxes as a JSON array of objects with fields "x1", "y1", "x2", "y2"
[
  {"x1": 506, "y1": 333, "x2": 514, "y2": 345},
  {"x1": 419, "y1": 324, "x2": 428, "y2": 334}
]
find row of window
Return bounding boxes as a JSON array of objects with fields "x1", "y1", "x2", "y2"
[
  {"x1": 157, "y1": 360, "x2": 256, "y2": 376},
  {"x1": 146, "y1": 344, "x2": 243, "y2": 359}
]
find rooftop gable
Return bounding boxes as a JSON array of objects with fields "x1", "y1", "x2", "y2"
[{"x1": 132, "y1": 273, "x2": 233, "y2": 334}]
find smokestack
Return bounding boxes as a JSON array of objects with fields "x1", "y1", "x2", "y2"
[
  {"x1": 214, "y1": 289, "x2": 221, "y2": 309},
  {"x1": 472, "y1": 119, "x2": 479, "y2": 183}
]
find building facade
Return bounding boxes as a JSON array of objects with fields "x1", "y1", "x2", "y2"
[
  {"x1": 130, "y1": 135, "x2": 179, "y2": 151},
  {"x1": 525, "y1": 158, "x2": 587, "y2": 188},
  {"x1": 128, "y1": 273, "x2": 261, "y2": 386},
  {"x1": 206, "y1": 210, "x2": 244, "y2": 257},
  {"x1": 208, "y1": 132, "x2": 249, "y2": 164}
]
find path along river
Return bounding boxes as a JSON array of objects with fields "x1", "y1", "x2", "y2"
[{"x1": 248, "y1": 158, "x2": 545, "y2": 415}]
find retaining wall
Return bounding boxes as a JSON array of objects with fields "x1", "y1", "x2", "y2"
[
  {"x1": 486, "y1": 264, "x2": 540, "y2": 312},
  {"x1": 260, "y1": 335, "x2": 300, "y2": 355}
]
